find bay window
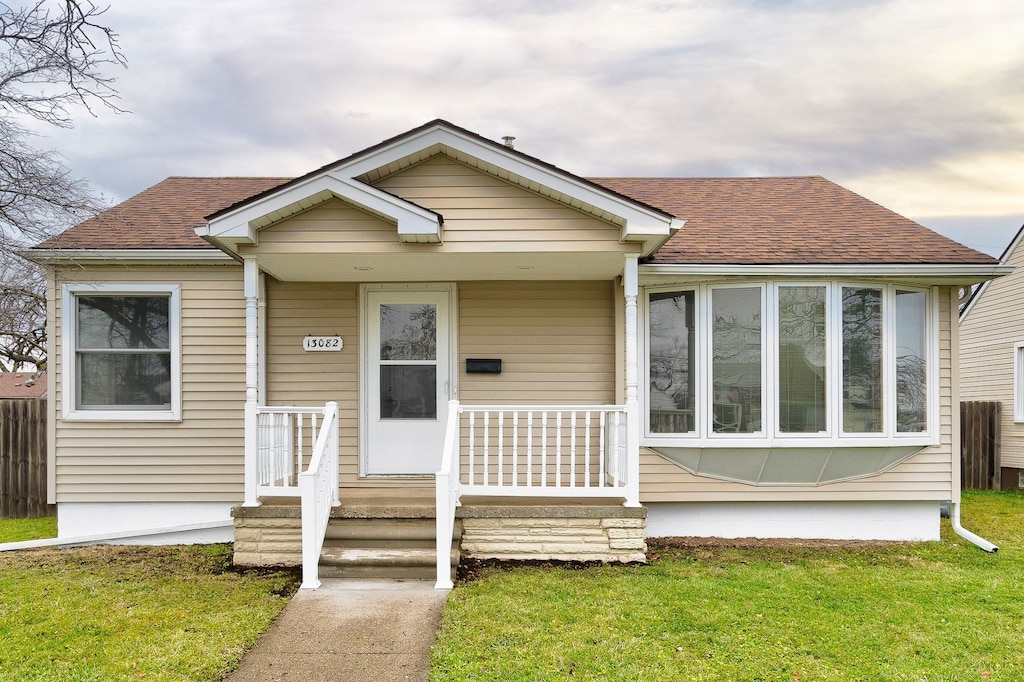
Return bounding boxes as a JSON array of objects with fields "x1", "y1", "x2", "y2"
[{"x1": 645, "y1": 281, "x2": 933, "y2": 442}]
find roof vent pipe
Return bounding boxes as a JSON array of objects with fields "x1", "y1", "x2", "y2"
[{"x1": 501, "y1": 136, "x2": 515, "y2": 149}]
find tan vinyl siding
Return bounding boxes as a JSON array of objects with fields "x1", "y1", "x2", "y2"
[
  {"x1": 250, "y1": 200, "x2": 396, "y2": 252},
  {"x1": 375, "y1": 156, "x2": 624, "y2": 250},
  {"x1": 458, "y1": 281, "x2": 616, "y2": 405},
  {"x1": 639, "y1": 286, "x2": 956, "y2": 502},
  {"x1": 263, "y1": 281, "x2": 362, "y2": 484},
  {"x1": 262, "y1": 280, "x2": 617, "y2": 488},
  {"x1": 51, "y1": 265, "x2": 246, "y2": 502},
  {"x1": 245, "y1": 156, "x2": 629, "y2": 256},
  {"x1": 960, "y1": 243, "x2": 1024, "y2": 468}
]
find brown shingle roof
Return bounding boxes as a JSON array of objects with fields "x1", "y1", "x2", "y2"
[
  {"x1": 33, "y1": 173, "x2": 994, "y2": 266},
  {"x1": 592, "y1": 176, "x2": 995, "y2": 265},
  {"x1": 34, "y1": 177, "x2": 290, "y2": 250}
]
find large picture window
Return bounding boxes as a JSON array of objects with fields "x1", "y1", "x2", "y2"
[
  {"x1": 645, "y1": 281, "x2": 933, "y2": 443},
  {"x1": 62, "y1": 284, "x2": 180, "y2": 421}
]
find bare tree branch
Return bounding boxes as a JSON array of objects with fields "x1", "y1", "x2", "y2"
[{"x1": 0, "y1": 1, "x2": 127, "y2": 369}]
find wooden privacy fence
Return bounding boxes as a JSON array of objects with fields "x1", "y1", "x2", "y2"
[
  {"x1": 961, "y1": 401, "x2": 1000, "y2": 491},
  {"x1": 0, "y1": 398, "x2": 49, "y2": 518}
]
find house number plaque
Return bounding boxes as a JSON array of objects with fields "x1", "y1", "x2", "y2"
[{"x1": 302, "y1": 336, "x2": 343, "y2": 351}]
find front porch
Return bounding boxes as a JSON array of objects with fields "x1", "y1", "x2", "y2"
[{"x1": 236, "y1": 401, "x2": 647, "y2": 589}]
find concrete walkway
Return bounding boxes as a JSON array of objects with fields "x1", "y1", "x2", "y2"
[{"x1": 225, "y1": 579, "x2": 450, "y2": 682}]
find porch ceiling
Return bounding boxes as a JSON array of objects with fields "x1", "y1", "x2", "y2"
[{"x1": 254, "y1": 250, "x2": 631, "y2": 281}]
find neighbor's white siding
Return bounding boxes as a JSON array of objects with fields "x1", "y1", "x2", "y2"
[
  {"x1": 961, "y1": 241, "x2": 1024, "y2": 469},
  {"x1": 51, "y1": 265, "x2": 246, "y2": 502}
]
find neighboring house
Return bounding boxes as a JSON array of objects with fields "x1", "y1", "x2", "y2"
[
  {"x1": 0, "y1": 372, "x2": 46, "y2": 399},
  {"x1": 23, "y1": 120, "x2": 1007, "y2": 586},
  {"x1": 959, "y1": 225, "x2": 1024, "y2": 490}
]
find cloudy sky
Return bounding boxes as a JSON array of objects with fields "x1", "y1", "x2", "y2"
[{"x1": 35, "y1": 0, "x2": 1024, "y2": 256}]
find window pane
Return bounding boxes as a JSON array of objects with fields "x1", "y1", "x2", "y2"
[
  {"x1": 380, "y1": 304, "x2": 436, "y2": 361},
  {"x1": 78, "y1": 296, "x2": 169, "y2": 349},
  {"x1": 896, "y1": 290, "x2": 927, "y2": 432},
  {"x1": 712, "y1": 288, "x2": 761, "y2": 434},
  {"x1": 778, "y1": 286, "x2": 826, "y2": 433},
  {"x1": 78, "y1": 353, "x2": 171, "y2": 407},
  {"x1": 842, "y1": 287, "x2": 882, "y2": 433},
  {"x1": 649, "y1": 291, "x2": 695, "y2": 433},
  {"x1": 380, "y1": 365, "x2": 437, "y2": 419}
]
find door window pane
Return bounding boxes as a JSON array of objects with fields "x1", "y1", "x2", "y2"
[
  {"x1": 842, "y1": 287, "x2": 882, "y2": 433},
  {"x1": 778, "y1": 286, "x2": 826, "y2": 433},
  {"x1": 712, "y1": 288, "x2": 761, "y2": 434},
  {"x1": 380, "y1": 366, "x2": 437, "y2": 419},
  {"x1": 649, "y1": 291, "x2": 695, "y2": 433},
  {"x1": 380, "y1": 304, "x2": 436, "y2": 361},
  {"x1": 895, "y1": 290, "x2": 927, "y2": 432}
]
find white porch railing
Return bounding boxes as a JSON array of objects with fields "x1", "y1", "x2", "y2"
[
  {"x1": 252, "y1": 403, "x2": 339, "y2": 590},
  {"x1": 435, "y1": 401, "x2": 635, "y2": 588},
  {"x1": 254, "y1": 406, "x2": 326, "y2": 498},
  {"x1": 297, "y1": 401, "x2": 340, "y2": 590}
]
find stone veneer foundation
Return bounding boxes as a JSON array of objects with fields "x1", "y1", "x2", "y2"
[
  {"x1": 231, "y1": 502, "x2": 648, "y2": 567},
  {"x1": 232, "y1": 505, "x2": 302, "y2": 567},
  {"x1": 456, "y1": 504, "x2": 648, "y2": 563}
]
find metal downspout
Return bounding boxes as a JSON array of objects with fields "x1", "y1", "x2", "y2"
[{"x1": 950, "y1": 502, "x2": 998, "y2": 552}]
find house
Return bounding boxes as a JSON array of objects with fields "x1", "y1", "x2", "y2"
[
  {"x1": 23, "y1": 120, "x2": 1007, "y2": 587},
  {"x1": 959, "y1": 225, "x2": 1024, "y2": 490}
]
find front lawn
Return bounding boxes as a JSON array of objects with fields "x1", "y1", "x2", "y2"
[
  {"x1": 432, "y1": 491, "x2": 1024, "y2": 681},
  {"x1": 0, "y1": 543, "x2": 297, "y2": 681},
  {"x1": 0, "y1": 515, "x2": 57, "y2": 543}
]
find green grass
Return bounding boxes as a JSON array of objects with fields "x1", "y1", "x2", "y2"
[
  {"x1": 0, "y1": 543, "x2": 298, "y2": 681},
  {"x1": 0, "y1": 516, "x2": 57, "y2": 543},
  {"x1": 432, "y1": 491, "x2": 1024, "y2": 681}
]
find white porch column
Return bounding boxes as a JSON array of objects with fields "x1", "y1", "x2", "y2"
[
  {"x1": 243, "y1": 257, "x2": 261, "y2": 507},
  {"x1": 623, "y1": 255, "x2": 641, "y2": 507}
]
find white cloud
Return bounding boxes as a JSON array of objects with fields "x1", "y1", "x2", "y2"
[{"x1": 32, "y1": 0, "x2": 1024, "y2": 251}]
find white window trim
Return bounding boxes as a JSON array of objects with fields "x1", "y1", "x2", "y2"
[
  {"x1": 61, "y1": 283, "x2": 182, "y2": 422},
  {"x1": 640, "y1": 280, "x2": 939, "y2": 448},
  {"x1": 1014, "y1": 341, "x2": 1024, "y2": 423}
]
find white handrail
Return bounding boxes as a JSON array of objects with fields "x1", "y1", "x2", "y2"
[
  {"x1": 298, "y1": 401, "x2": 340, "y2": 590},
  {"x1": 434, "y1": 400, "x2": 461, "y2": 589}
]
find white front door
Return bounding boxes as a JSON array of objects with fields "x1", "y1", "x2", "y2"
[{"x1": 363, "y1": 286, "x2": 453, "y2": 475}]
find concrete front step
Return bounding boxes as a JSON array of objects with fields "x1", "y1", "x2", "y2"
[{"x1": 319, "y1": 514, "x2": 459, "y2": 580}]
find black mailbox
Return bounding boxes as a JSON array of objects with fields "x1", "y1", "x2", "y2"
[{"x1": 466, "y1": 358, "x2": 501, "y2": 374}]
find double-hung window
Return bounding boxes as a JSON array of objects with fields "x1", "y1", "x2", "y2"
[
  {"x1": 645, "y1": 281, "x2": 934, "y2": 444},
  {"x1": 62, "y1": 284, "x2": 181, "y2": 421}
]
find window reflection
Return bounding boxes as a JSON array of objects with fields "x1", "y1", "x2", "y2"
[
  {"x1": 649, "y1": 291, "x2": 695, "y2": 433},
  {"x1": 712, "y1": 288, "x2": 761, "y2": 434},
  {"x1": 842, "y1": 287, "x2": 882, "y2": 433}
]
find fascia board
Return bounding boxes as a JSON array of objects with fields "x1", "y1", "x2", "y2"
[
  {"x1": 640, "y1": 263, "x2": 1014, "y2": 284},
  {"x1": 336, "y1": 125, "x2": 677, "y2": 236},
  {"x1": 18, "y1": 249, "x2": 235, "y2": 265},
  {"x1": 206, "y1": 174, "x2": 440, "y2": 243}
]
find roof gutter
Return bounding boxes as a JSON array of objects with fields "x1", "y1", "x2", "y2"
[
  {"x1": 17, "y1": 248, "x2": 235, "y2": 266},
  {"x1": 640, "y1": 263, "x2": 1013, "y2": 285}
]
